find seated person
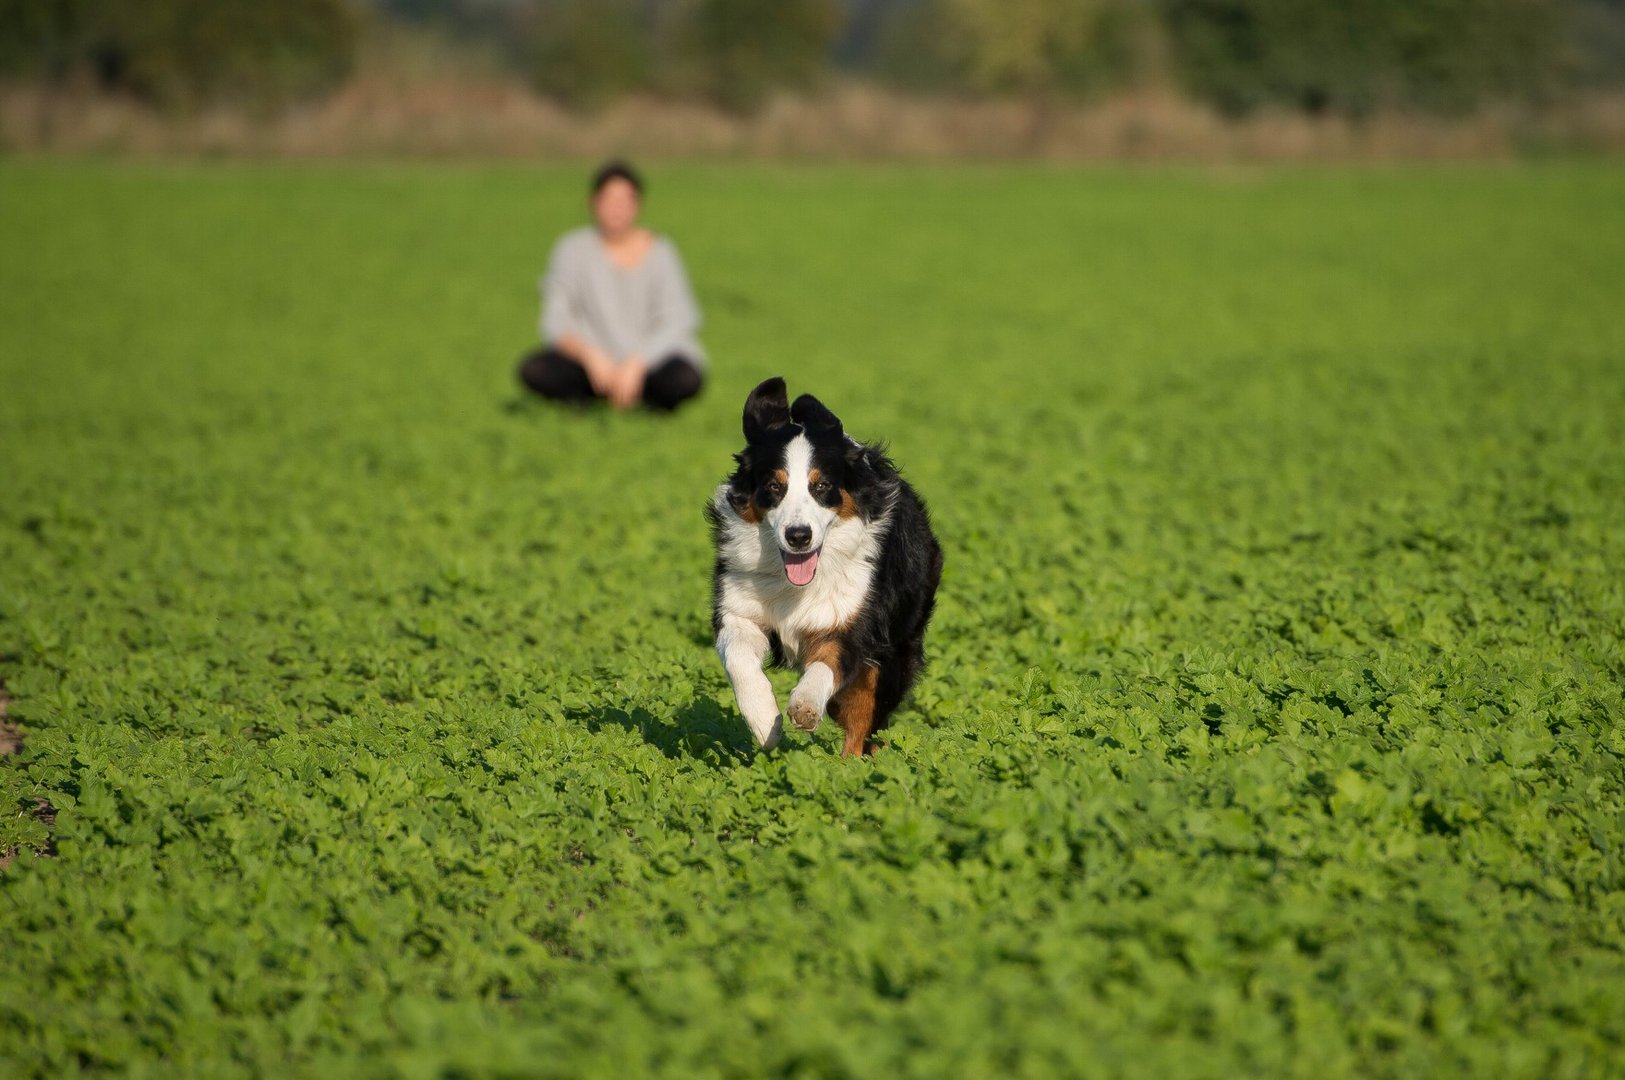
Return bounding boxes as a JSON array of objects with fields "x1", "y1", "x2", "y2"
[{"x1": 518, "y1": 161, "x2": 705, "y2": 412}]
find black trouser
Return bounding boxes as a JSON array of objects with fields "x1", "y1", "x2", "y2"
[{"x1": 517, "y1": 347, "x2": 703, "y2": 412}]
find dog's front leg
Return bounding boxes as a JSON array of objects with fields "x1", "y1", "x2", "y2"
[
  {"x1": 716, "y1": 617, "x2": 782, "y2": 750},
  {"x1": 788, "y1": 640, "x2": 842, "y2": 732},
  {"x1": 787, "y1": 664, "x2": 836, "y2": 732}
]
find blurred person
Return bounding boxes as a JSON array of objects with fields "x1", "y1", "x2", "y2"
[{"x1": 517, "y1": 161, "x2": 705, "y2": 412}]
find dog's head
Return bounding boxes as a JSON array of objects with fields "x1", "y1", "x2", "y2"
[{"x1": 726, "y1": 377, "x2": 879, "y2": 587}]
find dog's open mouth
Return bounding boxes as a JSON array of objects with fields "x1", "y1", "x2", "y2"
[{"x1": 782, "y1": 547, "x2": 821, "y2": 587}]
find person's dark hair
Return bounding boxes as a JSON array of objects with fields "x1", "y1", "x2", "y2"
[{"x1": 591, "y1": 160, "x2": 643, "y2": 198}]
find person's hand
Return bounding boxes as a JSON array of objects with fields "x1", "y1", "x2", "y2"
[
  {"x1": 609, "y1": 357, "x2": 647, "y2": 411},
  {"x1": 582, "y1": 349, "x2": 618, "y2": 397},
  {"x1": 557, "y1": 334, "x2": 613, "y2": 395}
]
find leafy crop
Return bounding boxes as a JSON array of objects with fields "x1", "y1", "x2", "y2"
[{"x1": 1, "y1": 161, "x2": 1623, "y2": 1077}]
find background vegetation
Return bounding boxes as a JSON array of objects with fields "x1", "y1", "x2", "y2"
[
  {"x1": 0, "y1": 0, "x2": 361, "y2": 112},
  {"x1": 2, "y1": 161, "x2": 1623, "y2": 1075},
  {"x1": 1, "y1": 0, "x2": 1623, "y2": 118}
]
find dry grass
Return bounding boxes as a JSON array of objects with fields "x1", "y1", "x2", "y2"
[{"x1": 5, "y1": 75, "x2": 1625, "y2": 162}]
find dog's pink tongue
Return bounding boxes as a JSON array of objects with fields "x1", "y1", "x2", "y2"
[{"x1": 783, "y1": 549, "x2": 819, "y2": 587}]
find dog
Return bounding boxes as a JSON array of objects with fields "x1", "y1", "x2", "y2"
[{"x1": 706, "y1": 377, "x2": 943, "y2": 755}]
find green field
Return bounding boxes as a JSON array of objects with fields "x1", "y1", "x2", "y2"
[{"x1": 2, "y1": 161, "x2": 1623, "y2": 1077}]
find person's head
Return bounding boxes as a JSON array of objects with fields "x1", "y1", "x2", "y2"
[{"x1": 590, "y1": 161, "x2": 643, "y2": 239}]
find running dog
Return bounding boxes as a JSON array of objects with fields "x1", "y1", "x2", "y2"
[{"x1": 706, "y1": 377, "x2": 943, "y2": 755}]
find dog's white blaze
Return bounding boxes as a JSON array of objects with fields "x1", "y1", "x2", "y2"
[
  {"x1": 715, "y1": 615, "x2": 782, "y2": 749},
  {"x1": 767, "y1": 434, "x2": 836, "y2": 553}
]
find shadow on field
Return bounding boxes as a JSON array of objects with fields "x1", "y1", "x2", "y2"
[{"x1": 577, "y1": 698, "x2": 791, "y2": 768}]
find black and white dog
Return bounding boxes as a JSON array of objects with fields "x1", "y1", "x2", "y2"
[{"x1": 707, "y1": 378, "x2": 943, "y2": 755}]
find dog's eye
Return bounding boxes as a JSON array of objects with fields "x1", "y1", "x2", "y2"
[
  {"x1": 811, "y1": 480, "x2": 832, "y2": 497},
  {"x1": 765, "y1": 480, "x2": 785, "y2": 497}
]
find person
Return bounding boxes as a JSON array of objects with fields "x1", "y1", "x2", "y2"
[{"x1": 517, "y1": 161, "x2": 705, "y2": 412}]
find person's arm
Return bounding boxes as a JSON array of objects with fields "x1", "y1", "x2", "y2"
[
  {"x1": 555, "y1": 333, "x2": 618, "y2": 394},
  {"x1": 538, "y1": 238, "x2": 577, "y2": 345},
  {"x1": 633, "y1": 241, "x2": 702, "y2": 365},
  {"x1": 540, "y1": 236, "x2": 616, "y2": 393}
]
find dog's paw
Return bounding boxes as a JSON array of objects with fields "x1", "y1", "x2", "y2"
[
  {"x1": 750, "y1": 711, "x2": 784, "y2": 750},
  {"x1": 788, "y1": 693, "x2": 823, "y2": 732},
  {"x1": 759, "y1": 721, "x2": 783, "y2": 751}
]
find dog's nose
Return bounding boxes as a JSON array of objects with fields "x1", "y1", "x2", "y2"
[{"x1": 784, "y1": 525, "x2": 813, "y2": 551}]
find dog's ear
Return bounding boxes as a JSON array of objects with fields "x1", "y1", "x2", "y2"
[
  {"x1": 844, "y1": 436, "x2": 885, "y2": 480},
  {"x1": 743, "y1": 377, "x2": 790, "y2": 442},
  {"x1": 727, "y1": 452, "x2": 753, "y2": 513},
  {"x1": 790, "y1": 394, "x2": 843, "y2": 440}
]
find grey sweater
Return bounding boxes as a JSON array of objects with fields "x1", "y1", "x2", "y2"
[{"x1": 539, "y1": 226, "x2": 706, "y2": 368}]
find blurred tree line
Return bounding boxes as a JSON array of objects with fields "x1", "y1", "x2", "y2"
[
  {"x1": 2, "y1": 0, "x2": 1622, "y2": 116},
  {"x1": 0, "y1": 0, "x2": 360, "y2": 112}
]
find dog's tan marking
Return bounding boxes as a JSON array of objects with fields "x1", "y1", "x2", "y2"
[
  {"x1": 801, "y1": 630, "x2": 844, "y2": 685},
  {"x1": 831, "y1": 663, "x2": 880, "y2": 757},
  {"x1": 810, "y1": 467, "x2": 863, "y2": 519},
  {"x1": 740, "y1": 469, "x2": 789, "y2": 525},
  {"x1": 788, "y1": 629, "x2": 847, "y2": 732}
]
